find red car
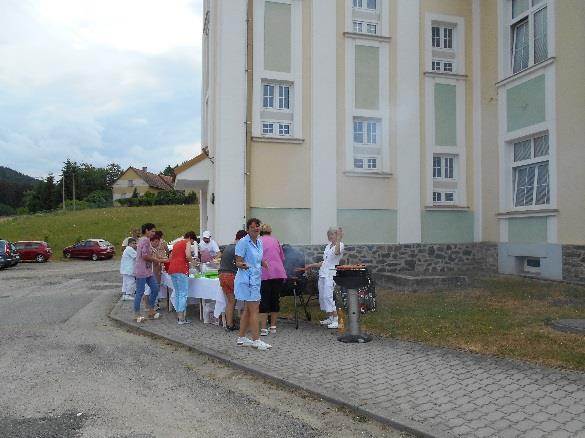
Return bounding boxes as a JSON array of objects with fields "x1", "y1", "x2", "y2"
[
  {"x1": 63, "y1": 239, "x2": 116, "y2": 261},
  {"x1": 14, "y1": 241, "x2": 53, "y2": 263}
]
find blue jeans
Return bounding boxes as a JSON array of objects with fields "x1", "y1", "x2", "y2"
[
  {"x1": 171, "y1": 273, "x2": 189, "y2": 313},
  {"x1": 134, "y1": 275, "x2": 159, "y2": 313}
]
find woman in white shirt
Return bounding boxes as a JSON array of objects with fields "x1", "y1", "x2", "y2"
[{"x1": 306, "y1": 227, "x2": 344, "y2": 329}]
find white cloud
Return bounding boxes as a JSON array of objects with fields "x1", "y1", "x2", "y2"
[{"x1": 0, "y1": 0, "x2": 203, "y2": 178}]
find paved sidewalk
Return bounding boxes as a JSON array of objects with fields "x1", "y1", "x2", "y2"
[{"x1": 111, "y1": 300, "x2": 585, "y2": 438}]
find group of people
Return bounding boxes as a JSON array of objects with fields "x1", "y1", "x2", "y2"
[{"x1": 119, "y1": 218, "x2": 345, "y2": 351}]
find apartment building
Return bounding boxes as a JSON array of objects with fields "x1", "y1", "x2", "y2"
[{"x1": 175, "y1": 0, "x2": 585, "y2": 281}]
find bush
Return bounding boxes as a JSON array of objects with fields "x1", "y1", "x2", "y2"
[
  {"x1": 84, "y1": 190, "x2": 112, "y2": 208},
  {"x1": 0, "y1": 203, "x2": 16, "y2": 216},
  {"x1": 63, "y1": 200, "x2": 90, "y2": 210}
]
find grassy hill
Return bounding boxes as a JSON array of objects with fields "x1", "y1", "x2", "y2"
[{"x1": 0, "y1": 205, "x2": 200, "y2": 260}]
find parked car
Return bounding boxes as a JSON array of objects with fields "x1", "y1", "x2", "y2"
[
  {"x1": 0, "y1": 240, "x2": 19, "y2": 268},
  {"x1": 14, "y1": 241, "x2": 53, "y2": 263},
  {"x1": 63, "y1": 239, "x2": 115, "y2": 261}
]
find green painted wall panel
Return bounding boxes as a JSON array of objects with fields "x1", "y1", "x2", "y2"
[
  {"x1": 434, "y1": 84, "x2": 457, "y2": 146},
  {"x1": 337, "y1": 209, "x2": 397, "y2": 244},
  {"x1": 250, "y1": 208, "x2": 309, "y2": 245},
  {"x1": 508, "y1": 217, "x2": 547, "y2": 243},
  {"x1": 355, "y1": 45, "x2": 379, "y2": 110},
  {"x1": 507, "y1": 74, "x2": 546, "y2": 132},
  {"x1": 422, "y1": 211, "x2": 474, "y2": 243},
  {"x1": 264, "y1": 2, "x2": 291, "y2": 73}
]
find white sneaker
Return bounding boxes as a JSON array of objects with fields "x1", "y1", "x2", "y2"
[
  {"x1": 237, "y1": 337, "x2": 254, "y2": 347},
  {"x1": 260, "y1": 328, "x2": 269, "y2": 336},
  {"x1": 320, "y1": 317, "x2": 332, "y2": 325},
  {"x1": 122, "y1": 295, "x2": 134, "y2": 301},
  {"x1": 327, "y1": 320, "x2": 339, "y2": 329},
  {"x1": 252, "y1": 339, "x2": 272, "y2": 350}
]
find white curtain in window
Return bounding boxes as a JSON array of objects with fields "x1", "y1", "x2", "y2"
[{"x1": 535, "y1": 163, "x2": 550, "y2": 205}]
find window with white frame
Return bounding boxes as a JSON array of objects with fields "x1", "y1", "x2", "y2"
[
  {"x1": 433, "y1": 191, "x2": 455, "y2": 204},
  {"x1": 262, "y1": 121, "x2": 292, "y2": 137},
  {"x1": 262, "y1": 82, "x2": 291, "y2": 110},
  {"x1": 353, "y1": 0, "x2": 376, "y2": 11},
  {"x1": 510, "y1": 0, "x2": 548, "y2": 74},
  {"x1": 431, "y1": 22, "x2": 457, "y2": 73},
  {"x1": 352, "y1": 20, "x2": 377, "y2": 35},
  {"x1": 512, "y1": 133, "x2": 550, "y2": 207},
  {"x1": 432, "y1": 155, "x2": 455, "y2": 179},
  {"x1": 353, "y1": 118, "x2": 381, "y2": 171}
]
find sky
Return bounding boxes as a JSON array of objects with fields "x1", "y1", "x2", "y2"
[{"x1": 0, "y1": 0, "x2": 203, "y2": 179}]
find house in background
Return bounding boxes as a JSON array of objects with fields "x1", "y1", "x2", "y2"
[
  {"x1": 111, "y1": 167, "x2": 174, "y2": 204},
  {"x1": 178, "y1": 0, "x2": 584, "y2": 282}
]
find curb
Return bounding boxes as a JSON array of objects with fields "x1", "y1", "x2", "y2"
[{"x1": 108, "y1": 299, "x2": 447, "y2": 438}]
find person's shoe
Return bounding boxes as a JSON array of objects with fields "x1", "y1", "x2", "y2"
[
  {"x1": 269, "y1": 326, "x2": 277, "y2": 334},
  {"x1": 237, "y1": 337, "x2": 254, "y2": 347},
  {"x1": 260, "y1": 328, "x2": 269, "y2": 336},
  {"x1": 122, "y1": 295, "x2": 134, "y2": 301},
  {"x1": 177, "y1": 319, "x2": 192, "y2": 325},
  {"x1": 252, "y1": 339, "x2": 272, "y2": 350},
  {"x1": 147, "y1": 311, "x2": 160, "y2": 320},
  {"x1": 327, "y1": 320, "x2": 339, "y2": 329},
  {"x1": 225, "y1": 325, "x2": 237, "y2": 332},
  {"x1": 320, "y1": 317, "x2": 332, "y2": 326}
]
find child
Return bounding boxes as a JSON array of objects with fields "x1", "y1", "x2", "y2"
[{"x1": 120, "y1": 238, "x2": 137, "y2": 301}]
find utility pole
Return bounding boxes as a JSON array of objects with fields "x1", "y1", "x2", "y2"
[
  {"x1": 62, "y1": 174, "x2": 65, "y2": 211},
  {"x1": 72, "y1": 172, "x2": 76, "y2": 211}
]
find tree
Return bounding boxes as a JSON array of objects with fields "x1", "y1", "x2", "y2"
[
  {"x1": 162, "y1": 165, "x2": 176, "y2": 178},
  {"x1": 105, "y1": 163, "x2": 123, "y2": 187},
  {"x1": 40, "y1": 174, "x2": 57, "y2": 211}
]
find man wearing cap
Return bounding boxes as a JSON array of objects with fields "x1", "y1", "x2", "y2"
[{"x1": 199, "y1": 230, "x2": 220, "y2": 263}]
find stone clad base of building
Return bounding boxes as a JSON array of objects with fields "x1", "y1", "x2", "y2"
[{"x1": 288, "y1": 242, "x2": 584, "y2": 285}]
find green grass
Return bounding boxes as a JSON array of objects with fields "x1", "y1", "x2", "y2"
[
  {"x1": 281, "y1": 276, "x2": 585, "y2": 371},
  {"x1": 0, "y1": 205, "x2": 200, "y2": 259}
]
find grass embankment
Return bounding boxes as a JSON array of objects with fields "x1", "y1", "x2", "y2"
[
  {"x1": 281, "y1": 276, "x2": 585, "y2": 371},
  {"x1": 0, "y1": 205, "x2": 200, "y2": 259}
]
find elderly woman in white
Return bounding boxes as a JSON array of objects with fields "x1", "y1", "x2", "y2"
[{"x1": 305, "y1": 227, "x2": 344, "y2": 329}]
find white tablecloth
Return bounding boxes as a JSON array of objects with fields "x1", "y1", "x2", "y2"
[{"x1": 161, "y1": 273, "x2": 226, "y2": 318}]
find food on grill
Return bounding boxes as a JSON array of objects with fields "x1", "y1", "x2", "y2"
[{"x1": 335, "y1": 264, "x2": 367, "y2": 270}]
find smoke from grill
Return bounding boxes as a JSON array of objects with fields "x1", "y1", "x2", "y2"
[{"x1": 282, "y1": 244, "x2": 306, "y2": 278}]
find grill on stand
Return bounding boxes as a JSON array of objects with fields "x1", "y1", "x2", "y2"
[{"x1": 334, "y1": 265, "x2": 373, "y2": 343}]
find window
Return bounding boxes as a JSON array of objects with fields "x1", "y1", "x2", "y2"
[
  {"x1": 366, "y1": 23, "x2": 377, "y2": 34},
  {"x1": 431, "y1": 25, "x2": 454, "y2": 50},
  {"x1": 262, "y1": 122, "x2": 291, "y2": 137},
  {"x1": 509, "y1": 0, "x2": 548, "y2": 74},
  {"x1": 128, "y1": 180, "x2": 134, "y2": 187},
  {"x1": 431, "y1": 59, "x2": 454, "y2": 73},
  {"x1": 523, "y1": 257, "x2": 541, "y2": 274},
  {"x1": 263, "y1": 85, "x2": 274, "y2": 108},
  {"x1": 433, "y1": 191, "x2": 455, "y2": 204},
  {"x1": 353, "y1": 21, "x2": 363, "y2": 33},
  {"x1": 278, "y1": 123, "x2": 290, "y2": 136},
  {"x1": 512, "y1": 134, "x2": 550, "y2": 207},
  {"x1": 353, "y1": 118, "x2": 381, "y2": 171},
  {"x1": 353, "y1": 0, "x2": 376, "y2": 10},
  {"x1": 262, "y1": 122, "x2": 274, "y2": 134},
  {"x1": 262, "y1": 82, "x2": 291, "y2": 110},
  {"x1": 432, "y1": 155, "x2": 455, "y2": 179}
]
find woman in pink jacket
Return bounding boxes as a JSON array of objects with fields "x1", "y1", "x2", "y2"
[{"x1": 259, "y1": 224, "x2": 287, "y2": 336}]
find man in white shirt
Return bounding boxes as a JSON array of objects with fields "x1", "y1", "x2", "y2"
[{"x1": 199, "y1": 230, "x2": 220, "y2": 263}]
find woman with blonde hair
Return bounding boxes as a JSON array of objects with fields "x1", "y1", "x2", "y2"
[{"x1": 305, "y1": 226, "x2": 344, "y2": 329}]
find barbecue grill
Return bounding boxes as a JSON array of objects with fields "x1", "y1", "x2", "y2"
[
  {"x1": 334, "y1": 265, "x2": 372, "y2": 343},
  {"x1": 281, "y1": 244, "x2": 318, "y2": 329}
]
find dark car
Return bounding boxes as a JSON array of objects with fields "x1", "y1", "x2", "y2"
[
  {"x1": 14, "y1": 241, "x2": 53, "y2": 263},
  {"x1": 0, "y1": 240, "x2": 19, "y2": 268},
  {"x1": 63, "y1": 239, "x2": 115, "y2": 261}
]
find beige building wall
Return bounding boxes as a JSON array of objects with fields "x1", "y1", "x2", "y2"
[
  {"x1": 555, "y1": 0, "x2": 585, "y2": 244},
  {"x1": 478, "y1": 0, "x2": 499, "y2": 242}
]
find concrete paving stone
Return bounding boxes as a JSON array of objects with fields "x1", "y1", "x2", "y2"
[
  {"x1": 544, "y1": 403, "x2": 565, "y2": 416},
  {"x1": 492, "y1": 418, "x2": 512, "y2": 430},
  {"x1": 553, "y1": 411, "x2": 575, "y2": 424},
  {"x1": 514, "y1": 419, "x2": 537, "y2": 432},
  {"x1": 566, "y1": 404, "x2": 585, "y2": 415},
  {"x1": 477, "y1": 403, "x2": 498, "y2": 414},
  {"x1": 467, "y1": 418, "x2": 487, "y2": 430},
  {"x1": 523, "y1": 428, "x2": 548, "y2": 438},
  {"x1": 474, "y1": 426, "x2": 497, "y2": 437},
  {"x1": 484, "y1": 410, "x2": 506, "y2": 422},
  {"x1": 563, "y1": 419, "x2": 585, "y2": 433},
  {"x1": 499, "y1": 403, "x2": 522, "y2": 414},
  {"x1": 539, "y1": 419, "x2": 563, "y2": 433},
  {"x1": 506, "y1": 411, "x2": 527, "y2": 422},
  {"x1": 523, "y1": 404, "x2": 542, "y2": 415},
  {"x1": 446, "y1": 417, "x2": 466, "y2": 428},
  {"x1": 537, "y1": 395, "x2": 557, "y2": 407},
  {"x1": 549, "y1": 431, "x2": 574, "y2": 438},
  {"x1": 498, "y1": 428, "x2": 521, "y2": 438},
  {"x1": 463, "y1": 410, "x2": 483, "y2": 421}
]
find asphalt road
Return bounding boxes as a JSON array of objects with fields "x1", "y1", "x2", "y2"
[{"x1": 0, "y1": 261, "x2": 406, "y2": 438}]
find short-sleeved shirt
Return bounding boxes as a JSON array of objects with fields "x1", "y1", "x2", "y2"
[
  {"x1": 218, "y1": 244, "x2": 237, "y2": 274},
  {"x1": 135, "y1": 236, "x2": 154, "y2": 278},
  {"x1": 120, "y1": 246, "x2": 136, "y2": 276},
  {"x1": 199, "y1": 239, "x2": 220, "y2": 263},
  {"x1": 234, "y1": 235, "x2": 263, "y2": 289},
  {"x1": 260, "y1": 235, "x2": 286, "y2": 280},
  {"x1": 319, "y1": 242, "x2": 344, "y2": 278},
  {"x1": 167, "y1": 239, "x2": 189, "y2": 275}
]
